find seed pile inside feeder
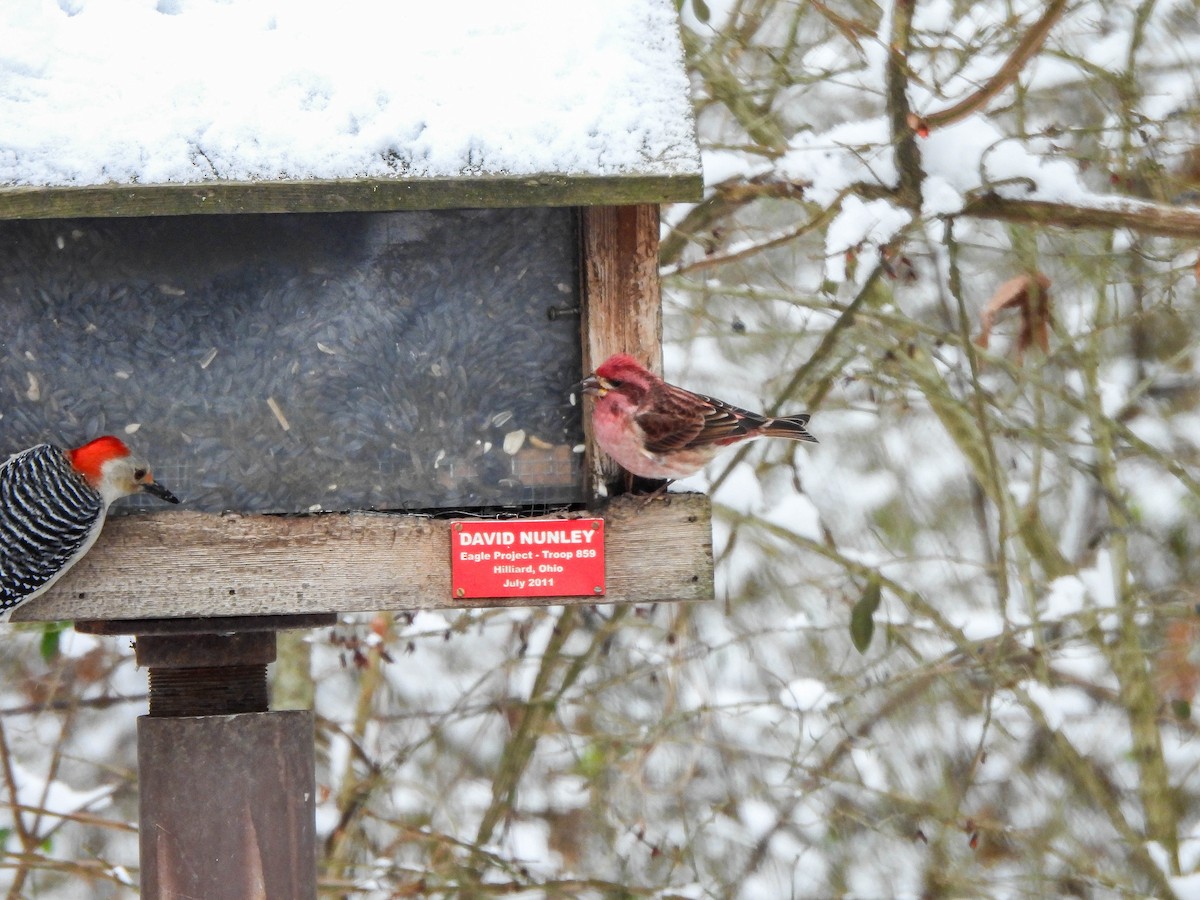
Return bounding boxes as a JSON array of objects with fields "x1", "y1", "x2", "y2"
[{"x1": 0, "y1": 208, "x2": 584, "y2": 513}]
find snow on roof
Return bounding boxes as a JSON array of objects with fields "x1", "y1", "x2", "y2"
[{"x1": 0, "y1": 0, "x2": 701, "y2": 189}]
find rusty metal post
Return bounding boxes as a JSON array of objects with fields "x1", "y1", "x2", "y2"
[{"x1": 78, "y1": 615, "x2": 333, "y2": 900}]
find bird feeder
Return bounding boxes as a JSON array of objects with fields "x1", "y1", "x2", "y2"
[{"x1": 0, "y1": 1, "x2": 708, "y2": 895}]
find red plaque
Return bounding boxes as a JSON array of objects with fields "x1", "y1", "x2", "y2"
[{"x1": 451, "y1": 519, "x2": 606, "y2": 599}]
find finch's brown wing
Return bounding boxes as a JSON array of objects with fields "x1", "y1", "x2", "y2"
[{"x1": 638, "y1": 383, "x2": 762, "y2": 453}]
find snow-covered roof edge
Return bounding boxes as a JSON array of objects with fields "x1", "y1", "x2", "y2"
[{"x1": 0, "y1": 172, "x2": 702, "y2": 220}]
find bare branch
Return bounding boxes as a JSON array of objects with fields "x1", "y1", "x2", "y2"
[
  {"x1": 924, "y1": 0, "x2": 1071, "y2": 129},
  {"x1": 962, "y1": 192, "x2": 1200, "y2": 239}
]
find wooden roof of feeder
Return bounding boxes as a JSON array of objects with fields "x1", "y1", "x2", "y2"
[{"x1": 0, "y1": 0, "x2": 702, "y2": 218}]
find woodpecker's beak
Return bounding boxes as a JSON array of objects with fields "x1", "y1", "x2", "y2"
[{"x1": 142, "y1": 481, "x2": 181, "y2": 504}]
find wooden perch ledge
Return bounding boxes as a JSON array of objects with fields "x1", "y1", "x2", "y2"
[{"x1": 11, "y1": 494, "x2": 714, "y2": 623}]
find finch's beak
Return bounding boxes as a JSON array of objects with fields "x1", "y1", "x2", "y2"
[
  {"x1": 579, "y1": 374, "x2": 608, "y2": 398},
  {"x1": 142, "y1": 480, "x2": 181, "y2": 504}
]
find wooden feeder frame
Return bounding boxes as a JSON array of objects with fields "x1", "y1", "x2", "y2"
[{"x1": 2, "y1": 168, "x2": 709, "y2": 896}]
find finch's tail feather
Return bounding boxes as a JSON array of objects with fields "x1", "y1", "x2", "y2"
[{"x1": 762, "y1": 414, "x2": 817, "y2": 443}]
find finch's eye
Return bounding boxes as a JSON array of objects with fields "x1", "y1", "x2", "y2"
[
  {"x1": 133, "y1": 468, "x2": 147, "y2": 481},
  {"x1": 608, "y1": 379, "x2": 623, "y2": 388}
]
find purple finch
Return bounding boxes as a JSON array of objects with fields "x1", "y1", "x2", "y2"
[{"x1": 581, "y1": 353, "x2": 816, "y2": 481}]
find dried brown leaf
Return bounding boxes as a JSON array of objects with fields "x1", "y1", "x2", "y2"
[
  {"x1": 1155, "y1": 619, "x2": 1200, "y2": 705},
  {"x1": 975, "y1": 272, "x2": 1052, "y2": 362}
]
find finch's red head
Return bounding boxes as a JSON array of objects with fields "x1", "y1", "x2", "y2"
[
  {"x1": 594, "y1": 353, "x2": 650, "y2": 384},
  {"x1": 583, "y1": 353, "x2": 657, "y2": 401},
  {"x1": 69, "y1": 435, "x2": 132, "y2": 485}
]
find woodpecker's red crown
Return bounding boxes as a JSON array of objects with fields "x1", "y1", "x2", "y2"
[{"x1": 68, "y1": 435, "x2": 132, "y2": 485}]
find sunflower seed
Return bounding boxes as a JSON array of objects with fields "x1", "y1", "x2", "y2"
[{"x1": 503, "y1": 430, "x2": 526, "y2": 455}]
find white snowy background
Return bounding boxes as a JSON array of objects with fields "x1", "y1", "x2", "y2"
[{"x1": 2, "y1": 0, "x2": 1200, "y2": 897}]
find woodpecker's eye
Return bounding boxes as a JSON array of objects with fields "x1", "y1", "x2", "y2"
[{"x1": 133, "y1": 467, "x2": 147, "y2": 481}]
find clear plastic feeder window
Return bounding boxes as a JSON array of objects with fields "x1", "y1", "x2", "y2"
[{"x1": 0, "y1": 207, "x2": 584, "y2": 513}]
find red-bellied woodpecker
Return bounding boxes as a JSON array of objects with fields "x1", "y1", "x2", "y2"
[{"x1": 0, "y1": 436, "x2": 179, "y2": 620}]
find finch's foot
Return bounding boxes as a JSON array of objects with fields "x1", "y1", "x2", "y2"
[{"x1": 633, "y1": 478, "x2": 672, "y2": 508}]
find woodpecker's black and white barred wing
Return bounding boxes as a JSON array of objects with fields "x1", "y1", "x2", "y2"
[{"x1": 0, "y1": 444, "x2": 104, "y2": 617}]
